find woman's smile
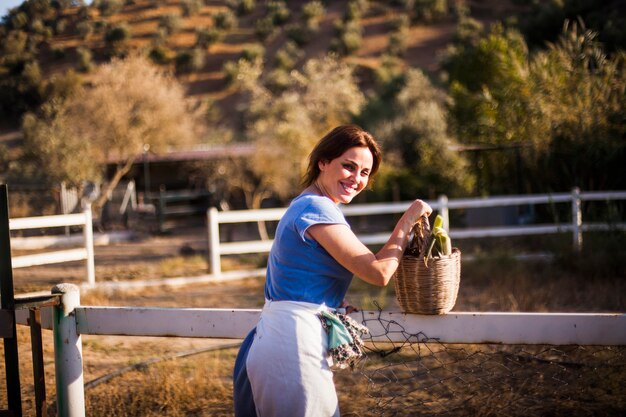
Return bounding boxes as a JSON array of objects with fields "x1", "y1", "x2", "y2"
[{"x1": 316, "y1": 146, "x2": 374, "y2": 204}]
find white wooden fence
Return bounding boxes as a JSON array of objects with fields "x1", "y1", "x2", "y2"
[
  {"x1": 9, "y1": 205, "x2": 96, "y2": 286},
  {"x1": 207, "y1": 188, "x2": 626, "y2": 276},
  {"x1": 13, "y1": 284, "x2": 626, "y2": 417}
]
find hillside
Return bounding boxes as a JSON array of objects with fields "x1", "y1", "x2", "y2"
[{"x1": 21, "y1": 0, "x2": 520, "y2": 129}]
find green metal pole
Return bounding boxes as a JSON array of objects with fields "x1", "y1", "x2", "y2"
[{"x1": 0, "y1": 184, "x2": 22, "y2": 416}]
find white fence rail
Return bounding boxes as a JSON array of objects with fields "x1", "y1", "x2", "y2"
[
  {"x1": 13, "y1": 284, "x2": 626, "y2": 417},
  {"x1": 207, "y1": 188, "x2": 626, "y2": 276},
  {"x1": 9, "y1": 205, "x2": 95, "y2": 286}
]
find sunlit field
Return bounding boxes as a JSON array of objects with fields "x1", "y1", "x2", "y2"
[{"x1": 2, "y1": 231, "x2": 624, "y2": 416}]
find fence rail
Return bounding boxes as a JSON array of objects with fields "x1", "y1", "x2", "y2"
[
  {"x1": 207, "y1": 188, "x2": 626, "y2": 276},
  {"x1": 11, "y1": 284, "x2": 626, "y2": 417},
  {"x1": 9, "y1": 206, "x2": 95, "y2": 286}
]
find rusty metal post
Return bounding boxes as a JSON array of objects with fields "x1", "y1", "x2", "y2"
[{"x1": 29, "y1": 308, "x2": 47, "y2": 417}]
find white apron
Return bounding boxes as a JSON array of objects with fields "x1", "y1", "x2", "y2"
[{"x1": 246, "y1": 299, "x2": 340, "y2": 417}]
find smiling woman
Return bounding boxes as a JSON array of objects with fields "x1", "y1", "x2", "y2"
[{"x1": 232, "y1": 124, "x2": 433, "y2": 417}]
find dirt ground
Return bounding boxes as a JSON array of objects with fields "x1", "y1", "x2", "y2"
[
  {"x1": 4, "y1": 224, "x2": 626, "y2": 415},
  {"x1": 5, "y1": 224, "x2": 268, "y2": 415}
]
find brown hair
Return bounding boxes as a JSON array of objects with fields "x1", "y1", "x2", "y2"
[{"x1": 302, "y1": 124, "x2": 382, "y2": 188}]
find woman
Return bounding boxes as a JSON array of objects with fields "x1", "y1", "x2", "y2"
[{"x1": 233, "y1": 125, "x2": 432, "y2": 417}]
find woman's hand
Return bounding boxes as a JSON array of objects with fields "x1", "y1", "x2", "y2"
[
  {"x1": 340, "y1": 299, "x2": 359, "y2": 314},
  {"x1": 407, "y1": 199, "x2": 432, "y2": 225}
]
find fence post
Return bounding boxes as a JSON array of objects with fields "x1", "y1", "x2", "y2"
[
  {"x1": 52, "y1": 283, "x2": 85, "y2": 417},
  {"x1": 82, "y1": 204, "x2": 95, "y2": 286},
  {"x1": 571, "y1": 187, "x2": 582, "y2": 252},
  {"x1": 437, "y1": 194, "x2": 450, "y2": 231},
  {"x1": 207, "y1": 207, "x2": 221, "y2": 276}
]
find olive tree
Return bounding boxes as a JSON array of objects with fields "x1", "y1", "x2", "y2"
[
  {"x1": 22, "y1": 54, "x2": 198, "y2": 213},
  {"x1": 223, "y1": 55, "x2": 364, "y2": 238},
  {"x1": 372, "y1": 69, "x2": 475, "y2": 200}
]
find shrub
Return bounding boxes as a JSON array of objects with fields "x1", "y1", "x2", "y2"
[
  {"x1": 214, "y1": 10, "x2": 237, "y2": 30},
  {"x1": 331, "y1": 20, "x2": 362, "y2": 55},
  {"x1": 52, "y1": 46, "x2": 66, "y2": 60},
  {"x1": 76, "y1": 47, "x2": 93, "y2": 72},
  {"x1": 95, "y1": 0, "x2": 124, "y2": 16},
  {"x1": 265, "y1": 67, "x2": 291, "y2": 93},
  {"x1": 273, "y1": 40, "x2": 302, "y2": 70},
  {"x1": 286, "y1": 23, "x2": 314, "y2": 46},
  {"x1": 302, "y1": 1, "x2": 325, "y2": 26},
  {"x1": 76, "y1": 20, "x2": 94, "y2": 39},
  {"x1": 10, "y1": 12, "x2": 29, "y2": 30},
  {"x1": 158, "y1": 13, "x2": 183, "y2": 37},
  {"x1": 175, "y1": 48, "x2": 206, "y2": 73},
  {"x1": 267, "y1": 1, "x2": 290, "y2": 25},
  {"x1": 55, "y1": 17, "x2": 68, "y2": 35},
  {"x1": 387, "y1": 28, "x2": 408, "y2": 56},
  {"x1": 148, "y1": 44, "x2": 173, "y2": 65},
  {"x1": 413, "y1": 0, "x2": 448, "y2": 23},
  {"x1": 241, "y1": 43, "x2": 265, "y2": 63},
  {"x1": 180, "y1": 0, "x2": 203, "y2": 17},
  {"x1": 105, "y1": 23, "x2": 131, "y2": 57},
  {"x1": 195, "y1": 27, "x2": 222, "y2": 49},
  {"x1": 255, "y1": 16, "x2": 276, "y2": 40},
  {"x1": 229, "y1": 0, "x2": 256, "y2": 16}
]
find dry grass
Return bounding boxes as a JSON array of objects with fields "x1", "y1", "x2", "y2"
[{"x1": 3, "y1": 230, "x2": 625, "y2": 416}]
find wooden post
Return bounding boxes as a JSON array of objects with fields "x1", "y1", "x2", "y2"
[
  {"x1": 571, "y1": 187, "x2": 582, "y2": 252},
  {"x1": 82, "y1": 204, "x2": 95, "y2": 287},
  {"x1": 0, "y1": 184, "x2": 22, "y2": 416},
  {"x1": 52, "y1": 283, "x2": 85, "y2": 417},
  {"x1": 437, "y1": 194, "x2": 450, "y2": 231},
  {"x1": 207, "y1": 207, "x2": 221, "y2": 276},
  {"x1": 29, "y1": 309, "x2": 47, "y2": 417}
]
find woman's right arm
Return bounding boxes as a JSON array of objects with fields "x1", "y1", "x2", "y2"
[{"x1": 307, "y1": 199, "x2": 432, "y2": 286}]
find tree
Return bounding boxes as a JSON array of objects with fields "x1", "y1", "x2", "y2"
[
  {"x1": 22, "y1": 54, "x2": 199, "y2": 214},
  {"x1": 243, "y1": 55, "x2": 365, "y2": 206},
  {"x1": 222, "y1": 55, "x2": 364, "y2": 238},
  {"x1": 443, "y1": 23, "x2": 548, "y2": 194},
  {"x1": 371, "y1": 69, "x2": 475, "y2": 200},
  {"x1": 529, "y1": 21, "x2": 626, "y2": 192}
]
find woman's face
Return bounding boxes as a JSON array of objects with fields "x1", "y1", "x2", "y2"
[{"x1": 317, "y1": 146, "x2": 374, "y2": 204}]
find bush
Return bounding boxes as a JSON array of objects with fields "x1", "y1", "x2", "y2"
[
  {"x1": 255, "y1": 16, "x2": 276, "y2": 40},
  {"x1": 76, "y1": 47, "x2": 93, "y2": 72},
  {"x1": 267, "y1": 1, "x2": 290, "y2": 25},
  {"x1": 413, "y1": 0, "x2": 448, "y2": 23},
  {"x1": 158, "y1": 13, "x2": 182, "y2": 37},
  {"x1": 273, "y1": 40, "x2": 302, "y2": 70},
  {"x1": 241, "y1": 43, "x2": 265, "y2": 63},
  {"x1": 214, "y1": 10, "x2": 237, "y2": 30},
  {"x1": 95, "y1": 0, "x2": 124, "y2": 16},
  {"x1": 265, "y1": 68, "x2": 291, "y2": 93},
  {"x1": 222, "y1": 60, "x2": 239, "y2": 86},
  {"x1": 230, "y1": 0, "x2": 256, "y2": 16},
  {"x1": 148, "y1": 44, "x2": 173, "y2": 65},
  {"x1": 76, "y1": 20, "x2": 94, "y2": 39},
  {"x1": 331, "y1": 20, "x2": 362, "y2": 55},
  {"x1": 286, "y1": 23, "x2": 314, "y2": 46},
  {"x1": 52, "y1": 46, "x2": 66, "y2": 60},
  {"x1": 180, "y1": 0, "x2": 203, "y2": 17},
  {"x1": 387, "y1": 29, "x2": 408, "y2": 56},
  {"x1": 195, "y1": 27, "x2": 222, "y2": 49},
  {"x1": 302, "y1": 1, "x2": 325, "y2": 26},
  {"x1": 105, "y1": 23, "x2": 131, "y2": 57},
  {"x1": 175, "y1": 48, "x2": 206, "y2": 73}
]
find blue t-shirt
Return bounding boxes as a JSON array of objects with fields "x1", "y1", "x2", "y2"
[{"x1": 264, "y1": 193, "x2": 353, "y2": 308}]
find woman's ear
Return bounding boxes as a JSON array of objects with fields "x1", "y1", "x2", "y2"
[{"x1": 318, "y1": 159, "x2": 328, "y2": 171}]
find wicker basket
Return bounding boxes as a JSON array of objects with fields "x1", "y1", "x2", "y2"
[{"x1": 393, "y1": 217, "x2": 461, "y2": 315}]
